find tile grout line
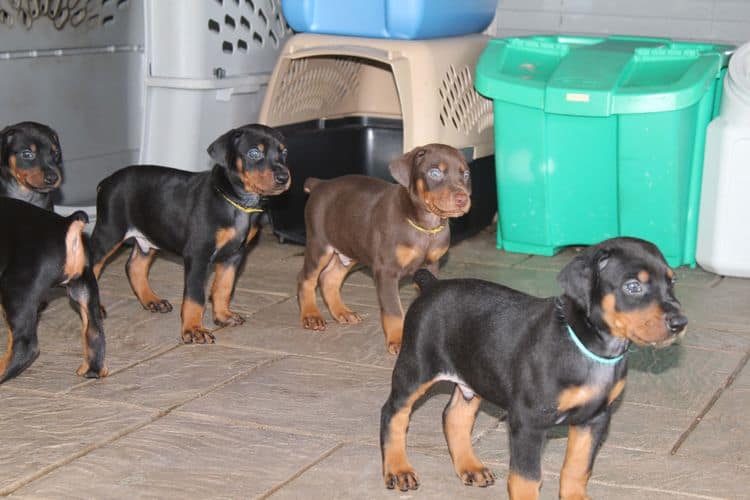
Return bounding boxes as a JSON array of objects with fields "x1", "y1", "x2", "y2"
[
  {"x1": 0, "y1": 416, "x2": 162, "y2": 497},
  {"x1": 0, "y1": 354, "x2": 289, "y2": 497},
  {"x1": 670, "y1": 347, "x2": 750, "y2": 455},
  {"x1": 60, "y1": 344, "x2": 183, "y2": 394},
  {"x1": 255, "y1": 442, "x2": 346, "y2": 500}
]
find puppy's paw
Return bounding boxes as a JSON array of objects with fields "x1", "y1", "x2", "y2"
[
  {"x1": 145, "y1": 299, "x2": 173, "y2": 313},
  {"x1": 384, "y1": 468, "x2": 419, "y2": 491},
  {"x1": 458, "y1": 466, "x2": 495, "y2": 487},
  {"x1": 301, "y1": 312, "x2": 327, "y2": 331},
  {"x1": 181, "y1": 327, "x2": 216, "y2": 344},
  {"x1": 214, "y1": 311, "x2": 245, "y2": 327},
  {"x1": 76, "y1": 362, "x2": 109, "y2": 378},
  {"x1": 332, "y1": 308, "x2": 362, "y2": 325}
]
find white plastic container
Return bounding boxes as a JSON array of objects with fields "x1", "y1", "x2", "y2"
[{"x1": 697, "y1": 42, "x2": 750, "y2": 277}]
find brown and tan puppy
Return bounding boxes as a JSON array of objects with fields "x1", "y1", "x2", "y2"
[{"x1": 298, "y1": 144, "x2": 472, "y2": 354}]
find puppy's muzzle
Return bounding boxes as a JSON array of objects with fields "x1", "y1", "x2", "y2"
[
  {"x1": 273, "y1": 166, "x2": 290, "y2": 186},
  {"x1": 667, "y1": 313, "x2": 688, "y2": 335}
]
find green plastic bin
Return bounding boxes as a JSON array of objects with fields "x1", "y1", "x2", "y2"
[{"x1": 475, "y1": 35, "x2": 732, "y2": 266}]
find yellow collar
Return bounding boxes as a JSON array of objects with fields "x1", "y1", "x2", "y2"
[
  {"x1": 218, "y1": 190, "x2": 264, "y2": 214},
  {"x1": 406, "y1": 217, "x2": 446, "y2": 235}
]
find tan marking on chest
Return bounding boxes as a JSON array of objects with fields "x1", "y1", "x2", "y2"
[
  {"x1": 396, "y1": 244, "x2": 423, "y2": 268},
  {"x1": 608, "y1": 379, "x2": 626, "y2": 405},
  {"x1": 426, "y1": 246, "x2": 448, "y2": 264},
  {"x1": 558, "y1": 385, "x2": 601, "y2": 413},
  {"x1": 63, "y1": 220, "x2": 87, "y2": 281},
  {"x1": 215, "y1": 227, "x2": 236, "y2": 250}
]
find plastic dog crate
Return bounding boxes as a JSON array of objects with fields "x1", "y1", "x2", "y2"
[
  {"x1": 259, "y1": 33, "x2": 496, "y2": 244},
  {"x1": 282, "y1": 0, "x2": 496, "y2": 40},
  {"x1": 0, "y1": 0, "x2": 289, "y2": 216},
  {"x1": 475, "y1": 35, "x2": 732, "y2": 267}
]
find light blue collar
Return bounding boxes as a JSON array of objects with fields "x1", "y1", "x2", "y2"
[{"x1": 567, "y1": 325, "x2": 625, "y2": 365}]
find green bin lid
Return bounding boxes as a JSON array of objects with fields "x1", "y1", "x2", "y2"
[{"x1": 475, "y1": 35, "x2": 733, "y2": 116}]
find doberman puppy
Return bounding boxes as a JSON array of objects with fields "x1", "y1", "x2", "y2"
[
  {"x1": 380, "y1": 237, "x2": 688, "y2": 499},
  {"x1": 89, "y1": 124, "x2": 291, "y2": 344},
  {"x1": 0, "y1": 198, "x2": 107, "y2": 383},
  {"x1": 0, "y1": 121, "x2": 63, "y2": 210},
  {"x1": 298, "y1": 144, "x2": 472, "y2": 354}
]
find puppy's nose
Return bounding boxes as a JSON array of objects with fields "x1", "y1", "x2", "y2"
[
  {"x1": 454, "y1": 192, "x2": 469, "y2": 209},
  {"x1": 667, "y1": 314, "x2": 688, "y2": 333},
  {"x1": 44, "y1": 171, "x2": 59, "y2": 186},
  {"x1": 274, "y1": 169, "x2": 290, "y2": 185}
]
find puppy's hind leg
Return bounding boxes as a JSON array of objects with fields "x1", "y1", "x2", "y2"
[
  {"x1": 443, "y1": 386, "x2": 495, "y2": 487},
  {"x1": 381, "y1": 367, "x2": 439, "y2": 491},
  {"x1": 126, "y1": 245, "x2": 172, "y2": 313},
  {"x1": 89, "y1": 203, "x2": 126, "y2": 280},
  {"x1": 319, "y1": 253, "x2": 361, "y2": 325},
  {"x1": 67, "y1": 266, "x2": 108, "y2": 378},
  {"x1": 0, "y1": 287, "x2": 44, "y2": 383},
  {"x1": 297, "y1": 243, "x2": 334, "y2": 331}
]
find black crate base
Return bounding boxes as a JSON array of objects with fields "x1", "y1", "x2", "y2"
[{"x1": 268, "y1": 116, "x2": 496, "y2": 245}]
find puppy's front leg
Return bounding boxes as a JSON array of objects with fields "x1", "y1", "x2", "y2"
[
  {"x1": 181, "y1": 253, "x2": 214, "y2": 344},
  {"x1": 374, "y1": 269, "x2": 404, "y2": 354},
  {"x1": 560, "y1": 411, "x2": 611, "y2": 500}
]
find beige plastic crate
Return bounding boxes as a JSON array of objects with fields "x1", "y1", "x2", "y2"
[{"x1": 259, "y1": 33, "x2": 494, "y2": 158}]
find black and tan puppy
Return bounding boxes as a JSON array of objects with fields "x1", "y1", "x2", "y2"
[
  {"x1": 380, "y1": 237, "x2": 688, "y2": 499},
  {"x1": 0, "y1": 198, "x2": 107, "y2": 383},
  {"x1": 298, "y1": 144, "x2": 471, "y2": 354},
  {"x1": 89, "y1": 124, "x2": 291, "y2": 344},
  {"x1": 0, "y1": 121, "x2": 63, "y2": 210}
]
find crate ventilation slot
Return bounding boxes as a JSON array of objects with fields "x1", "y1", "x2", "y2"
[
  {"x1": 207, "y1": 0, "x2": 287, "y2": 55},
  {"x1": 439, "y1": 65, "x2": 493, "y2": 135},
  {"x1": 269, "y1": 57, "x2": 362, "y2": 119},
  {"x1": 0, "y1": 0, "x2": 129, "y2": 30}
]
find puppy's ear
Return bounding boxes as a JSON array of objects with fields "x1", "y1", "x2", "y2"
[
  {"x1": 388, "y1": 148, "x2": 425, "y2": 187},
  {"x1": 557, "y1": 247, "x2": 610, "y2": 314},
  {"x1": 207, "y1": 128, "x2": 242, "y2": 166},
  {"x1": 0, "y1": 126, "x2": 15, "y2": 165}
]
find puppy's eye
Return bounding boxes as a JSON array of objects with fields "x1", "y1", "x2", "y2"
[
  {"x1": 622, "y1": 279, "x2": 643, "y2": 295},
  {"x1": 280, "y1": 149, "x2": 288, "y2": 162},
  {"x1": 427, "y1": 168, "x2": 443, "y2": 180},
  {"x1": 462, "y1": 170, "x2": 470, "y2": 182},
  {"x1": 247, "y1": 148, "x2": 263, "y2": 161},
  {"x1": 51, "y1": 150, "x2": 61, "y2": 162},
  {"x1": 20, "y1": 149, "x2": 36, "y2": 161}
]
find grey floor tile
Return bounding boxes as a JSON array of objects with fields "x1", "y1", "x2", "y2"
[
  {"x1": 178, "y1": 357, "x2": 501, "y2": 448},
  {"x1": 677, "y1": 381, "x2": 750, "y2": 467},
  {"x1": 68, "y1": 345, "x2": 281, "y2": 410},
  {"x1": 218, "y1": 317, "x2": 396, "y2": 369},
  {"x1": 0, "y1": 392, "x2": 153, "y2": 495},
  {"x1": 680, "y1": 277, "x2": 750, "y2": 333},
  {"x1": 625, "y1": 343, "x2": 742, "y2": 412},
  {"x1": 10, "y1": 413, "x2": 338, "y2": 500},
  {"x1": 266, "y1": 442, "x2": 504, "y2": 500}
]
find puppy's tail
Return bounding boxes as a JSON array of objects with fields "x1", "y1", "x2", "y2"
[
  {"x1": 303, "y1": 177, "x2": 323, "y2": 194},
  {"x1": 413, "y1": 269, "x2": 438, "y2": 291}
]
